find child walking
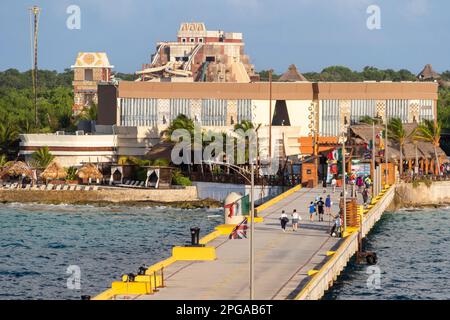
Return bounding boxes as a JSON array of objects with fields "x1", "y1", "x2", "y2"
[{"x1": 309, "y1": 202, "x2": 315, "y2": 222}]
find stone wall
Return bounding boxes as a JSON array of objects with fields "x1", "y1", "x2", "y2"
[
  {"x1": 0, "y1": 186, "x2": 198, "y2": 205},
  {"x1": 394, "y1": 181, "x2": 450, "y2": 209}
]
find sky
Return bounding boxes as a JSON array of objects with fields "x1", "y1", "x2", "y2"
[{"x1": 0, "y1": 0, "x2": 449, "y2": 74}]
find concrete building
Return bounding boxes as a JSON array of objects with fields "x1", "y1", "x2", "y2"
[
  {"x1": 96, "y1": 80, "x2": 439, "y2": 159},
  {"x1": 19, "y1": 132, "x2": 117, "y2": 167},
  {"x1": 136, "y1": 22, "x2": 258, "y2": 83},
  {"x1": 71, "y1": 52, "x2": 114, "y2": 114}
]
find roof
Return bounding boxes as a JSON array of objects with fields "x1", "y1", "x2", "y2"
[
  {"x1": 278, "y1": 64, "x2": 308, "y2": 82},
  {"x1": 349, "y1": 123, "x2": 447, "y2": 160},
  {"x1": 71, "y1": 52, "x2": 114, "y2": 69},
  {"x1": 145, "y1": 142, "x2": 175, "y2": 161},
  {"x1": 417, "y1": 64, "x2": 440, "y2": 80}
]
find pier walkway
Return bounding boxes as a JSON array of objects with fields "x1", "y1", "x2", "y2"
[{"x1": 127, "y1": 187, "x2": 352, "y2": 300}]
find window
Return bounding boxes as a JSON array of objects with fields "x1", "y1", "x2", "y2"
[
  {"x1": 190, "y1": 38, "x2": 195, "y2": 43},
  {"x1": 198, "y1": 38, "x2": 204, "y2": 43},
  {"x1": 84, "y1": 69, "x2": 93, "y2": 81},
  {"x1": 181, "y1": 38, "x2": 186, "y2": 43}
]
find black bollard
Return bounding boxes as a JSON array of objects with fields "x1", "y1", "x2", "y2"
[
  {"x1": 190, "y1": 227, "x2": 200, "y2": 246},
  {"x1": 81, "y1": 295, "x2": 91, "y2": 300}
]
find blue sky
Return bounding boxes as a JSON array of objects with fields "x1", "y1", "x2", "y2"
[{"x1": 0, "y1": 0, "x2": 449, "y2": 74}]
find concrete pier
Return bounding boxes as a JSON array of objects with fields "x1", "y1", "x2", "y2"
[{"x1": 97, "y1": 184, "x2": 394, "y2": 301}]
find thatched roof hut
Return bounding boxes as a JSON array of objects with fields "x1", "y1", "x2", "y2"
[
  {"x1": 0, "y1": 161, "x2": 33, "y2": 178},
  {"x1": 144, "y1": 142, "x2": 175, "y2": 162},
  {"x1": 417, "y1": 64, "x2": 440, "y2": 81},
  {"x1": 278, "y1": 64, "x2": 308, "y2": 82},
  {"x1": 76, "y1": 163, "x2": 103, "y2": 180},
  {"x1": 349, "y1": 123, "x2": 447, "y2": 161},
  {"x1": 41, "y1": 161, "x2": 67, "y2": 180}
]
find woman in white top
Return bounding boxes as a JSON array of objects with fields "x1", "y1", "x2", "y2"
[{"x1": 291, "y1": 209, "x2": 301, "y2": 231}]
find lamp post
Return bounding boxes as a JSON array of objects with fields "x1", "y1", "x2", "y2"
[
  {"x1": 204, "y1": 160, "x2": 255, "y2": 300},
  {"x1": 341, "y1": 132, "x2": 347, "y2": 234}
]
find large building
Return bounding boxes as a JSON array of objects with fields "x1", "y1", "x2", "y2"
[
  {"x1": 97, "y1": 80, "x2": 439, "y2": 159},
  {"x1": 136, "y1": 22, "x2": 258, "y2": 83},
  {"x1": 71, "y1": 52, "x2": 114, "y2": 114}
]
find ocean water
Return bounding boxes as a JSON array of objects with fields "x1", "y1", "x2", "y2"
[
  {"x1": 0, "y1": 203, "x2": 222, "y2": 300},
  {"x1": 324, "y1": 207, "x2": 450, "y2": 300}
]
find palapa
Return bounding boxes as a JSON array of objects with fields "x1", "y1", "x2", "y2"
[
  {"x1": 76, "y1": 163, "x2": 103, "y2": 180},
  {"x1": 41, "y1": 161, "x2": 67, "y2": 180},
  {"x1": 0, "y1": 161, "x2": 33, "y2": 178}
]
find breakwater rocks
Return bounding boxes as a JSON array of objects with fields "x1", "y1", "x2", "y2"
[
  {"x1": 392, "y1": 180, "x2": 450, "y2": 210},
  {"x1": 0, "y1": 186, "x2": 222, "y2": 208}
]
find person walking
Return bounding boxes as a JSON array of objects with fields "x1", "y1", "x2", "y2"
[
  {"x1": 291, "y1": 209, "x2": 300, "y2": 231},
  {"x1": 325, "y1": 194, "x2": 332, "y2": 215},
  {"x1": 330, "y1": 213, "x2": 342, "y2": 237},
  {"x1": 317, "y1": 197, "x2": 325, "y2": 222},
  {"x1": 280, "y1": 210, "x2": 289, "y2": 232},
  {"x1": 362, "y1": 188, "x2": 369, "y2": 206},
  {"x1": 309, "y1": 202, "x2": 316, "y2": 222},
  {"x1": 331, "y1": 176, "x2": 337, "y2": 193}
]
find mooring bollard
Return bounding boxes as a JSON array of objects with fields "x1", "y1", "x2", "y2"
[{"x1": 190, "y1": 227, "x2": 200, "y2": 246}]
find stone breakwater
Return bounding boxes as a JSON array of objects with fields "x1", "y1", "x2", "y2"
[
  {"x1": 0, "y1": 186, "x2": 206, "y2": 207},
  {"x1": 392, "y1": 181, "x2": 450, "y2": 209}
]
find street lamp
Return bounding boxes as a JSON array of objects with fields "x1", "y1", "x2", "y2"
[{"x1": 203, "y1": 160, "x2": 256, "y2": 300}]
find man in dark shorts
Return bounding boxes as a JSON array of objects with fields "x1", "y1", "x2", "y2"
[{"x1": 317, "y1": 197, "x2": 325, "y2": 222}]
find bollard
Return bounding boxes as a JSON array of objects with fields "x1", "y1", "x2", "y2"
[
  {"x1": 81, "y1": 295, "x2": 91, "y2": 300},
  {"x1": 190, "y1": 227, "x2": 201, "y2": 246},
  {"x1": 161, "y1": 267, "x2": 165, "y2": 288}
]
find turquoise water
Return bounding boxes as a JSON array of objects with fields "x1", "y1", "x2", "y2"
[
  {"x1": 0, "y1": 203, "x2": 222, "y2": 300},
  {"x1": 324, "y1": 208, "x2": 450, "y2": 300}
]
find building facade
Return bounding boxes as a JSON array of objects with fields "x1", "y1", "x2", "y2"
[
  {"x1": 71, "y1": 52, "x2": 114, "y2": 115},
  {"x1": 97, "y1": 81, "x2": 438, "y2": 158}
]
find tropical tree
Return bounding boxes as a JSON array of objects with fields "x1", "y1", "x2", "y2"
[
  {"x1": 162, "y1": 114, "x2": 195, "y2": 141},
  {"x1": 387, "y1": 118, "x2": 407, "y2": 176},
  {"x1": 0, "y1": 154, "x2": 7, "y2": 167},
  {"x1": 79, "y1": 103, "x2": 98, "y2": 121},
  {"x1": 0, "y1": 123, "x2": 18, "y2": 157},
  {"x1": 414, "y1": 119, "x2": 442, "y2": 175},
  {"x1": 31, "y1": 146, "x2": 55, "y2": 168}
]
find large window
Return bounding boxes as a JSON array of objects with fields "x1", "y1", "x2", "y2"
[
  {"x1": 351, "y1": 100, "x2": 376, "y2": 124},
  {"x1": 120, "y1": 98, "x2": 158, "y2": 126},
  {"x1": 386, "y1": 100, "x2": 409, "y2": 123},
  {"x1": 320, "y1": 100, "x2": 340, "y2": 137},
  {"x1": 84, "y1": 69, "x2": 93, "y2": 81},
  {"x1": 170, "y1": 99, "x2": 191, "y2": 121},
  {"x1": 237, "y1": 99, "x2": 252, "y2": 123},
  {"x1": 418, "y1": 100, "x2": 434, "y2": 122},
  {"x1": 201, "y1": 99, "x2": 227, "y2": 126}
]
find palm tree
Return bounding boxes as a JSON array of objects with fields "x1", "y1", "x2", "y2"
[
  {"x1": 0, "y1": 123, "x2": 18, "y2": 157},
  {"x1": 0, "y1": 154, "x2": 7, "y2": 167},
  {"x1": 414, "y1": 119, "x2": 442, "y2": 175},
  {"x1": 387, "y1": 118, "x2": 407, "y2": 176},
  {"x1": 162, "y1": 114, "x2": 195, "y2": 141},
  {"x1": 31, "y1": 146, "x2": 55, "y2": 168}
]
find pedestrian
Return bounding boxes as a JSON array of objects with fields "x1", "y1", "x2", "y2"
[
  {"x1": 280, "y1": 210, "x2": 289, "y2": 232},
  {"x1": 291, "y1": 209, "x2": 301, "y2": 231},
  {"x1": 325, "y1": 194, "x2": 332, "y2": 215},
  {"x1": 330, "y1": 213, "x2": 342, "y2": 237},
  {"x1": 317, "y1": 197, "x2": 325, "y2": 222},
  {"x1": 362, "y1": 188, "x2": 369, "y2": 205},
  {"x1": 331, "y1": 176, "x2": 337, "y2": 193},
  {"x1": 309, "y1": 201, "x2": 315, "y2": 222}
]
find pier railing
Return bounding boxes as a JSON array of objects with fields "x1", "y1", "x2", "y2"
[{"x1": 295, "y1": 185, "x2": 395, "y2": 300}]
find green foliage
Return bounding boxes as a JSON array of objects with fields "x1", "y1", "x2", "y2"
[
  {"x1": 150, "y1": 158, "x2": 170, "y2": 166},
  {"x1": 78, "y1": 103, "x2": 98, "y2": 121},
  {"x1": 31, "y1": 146, "x2": 55, "y2": 168},
  {"x1": 258, "y1": 70, "x2": 280, "y2": 81},
  {"x1": 172, "y1": 169, "x2": 192, "y2": 186},
  {"x1": 65, "y1": 167, "x2": 77, "y2": 181},
  {"x1": 163, "y1": 114, "x2": 195, "y2": 141},
  {"x1": 0, "y1": 154, "x2": 7, "y2": 167}
]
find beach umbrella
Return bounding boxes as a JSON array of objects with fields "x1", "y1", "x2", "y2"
[{"x1": 2, "y1": 161, "x2": 33, "y2": 178}]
